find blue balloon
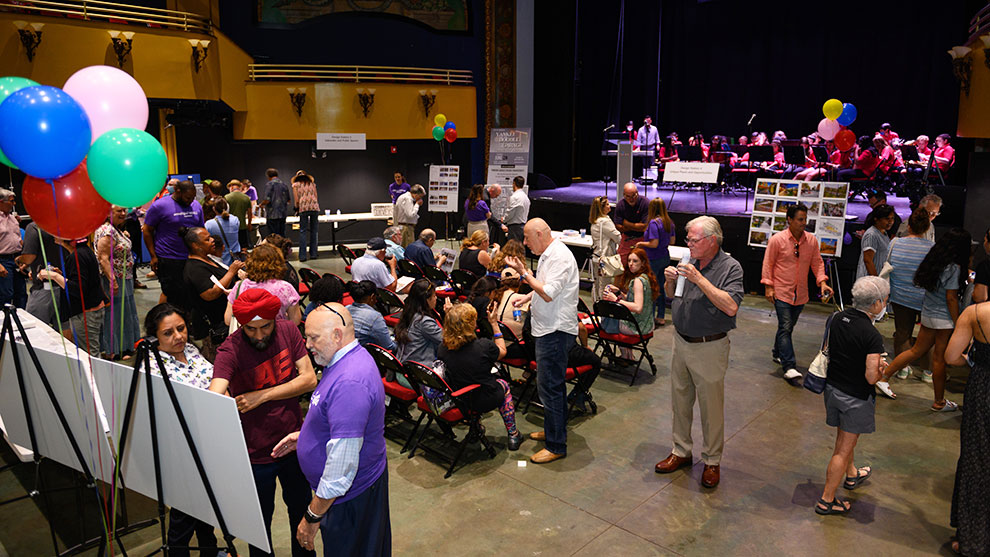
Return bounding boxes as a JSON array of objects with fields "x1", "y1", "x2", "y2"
[
  {"x1": 836, "y1": 103, "x2": 857, "y2": 127},
  {"x1": 443, "y1": 121, "x2": 456, "y2": 130},
  {"x1": 0, "y1": 85, "x2": 91, "y2": 179}
]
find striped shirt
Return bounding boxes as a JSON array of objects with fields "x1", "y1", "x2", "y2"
[
  {"x1": 887, "y1": 236, "x2": 934, "y2": 311},
  {"x1": 856, "y1": 226, "x2": 891, "y2": 280}
]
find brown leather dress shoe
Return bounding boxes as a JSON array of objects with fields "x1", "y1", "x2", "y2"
[
  {"x1": 529, "y1": 431, "x2": 546, "y2": 441},
  {"x1": 702, "y1": 464, "x2": 720, "y2": 488},
  {"x1": 530, "y1": 448, "x2": 566, "y2": 464},
  {"x1": 655, "y1": 453, "x2": 692, "y2": 473}
]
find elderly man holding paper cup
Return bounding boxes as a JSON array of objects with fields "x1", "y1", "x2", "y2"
[{"x1": 655, "y1": 216, "x2": 744, "y2": 489}]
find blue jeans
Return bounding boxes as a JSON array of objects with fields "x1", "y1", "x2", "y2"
[
  {"x1": 297, "y1": 211, "x2": 319, "y2": 261},
  {"x1": 250, "y1": 455, "x2": 316, "y2": 557},
  {"x1": 773, "y1": 299, "x2": 804, "y2": 370},
  {"x1": 535, "y1": 331, "x2": 575, "y2": 455},
  {"x1": 0, "y1": 257, "x2": 26, "y2": 308},
  {"x1": 648, "y1": 255, "x2": 670, "y2": 320}
]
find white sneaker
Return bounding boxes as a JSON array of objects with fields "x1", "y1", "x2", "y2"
[
  {"x1": 876, "y1": 381, "x2": 896, "y2": 399},
  {"x1": 895, "y1": 366, "x2": 911, "y2": 379},
  {"x1": 922, "y1": 370, "x2": 933, "y2": 384},
  {"x1": 783, "y1": 368, "x2": 802, "y2": 380}
]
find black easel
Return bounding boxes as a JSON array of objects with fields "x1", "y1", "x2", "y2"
[
  {"x1": 0, "y1": 305, "x2": 128, "y2": 556},
  {"x1": 114, "y1": 338, "x2": 239, "y2": 556}
]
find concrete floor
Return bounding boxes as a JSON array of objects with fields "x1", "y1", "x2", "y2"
[{"x1": 1, "y1": 247, "x2": 965, "y2": 556}]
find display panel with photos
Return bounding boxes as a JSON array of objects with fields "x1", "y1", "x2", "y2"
[{"x1": 748, "y1": 179, "x2": 848, "y2": 257}]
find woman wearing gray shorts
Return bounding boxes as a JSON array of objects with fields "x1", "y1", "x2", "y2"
[{"x1": 816, "y1": 276, "x2": 889, "y2": 515}]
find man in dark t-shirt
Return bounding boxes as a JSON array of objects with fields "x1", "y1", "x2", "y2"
[
  {"x1": 17, "y1": 222, "x2": 62, "y2": 327},
  {"x1": 210, "y1": 288, "x2": 318, "y2": 557},
  {"x1": 612, "y1": 182, "x2": 649, "y2": 266}
]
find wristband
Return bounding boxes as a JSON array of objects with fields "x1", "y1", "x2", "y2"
[
  {"x1": 304, "y1": 505, "x2": 324, "y2": 523},
  {"x1": 493, "y1": 333, "x2": 503, "y2": 339},
  {"x1": 520, "y1": 272, "x2": 529, "y2": 281}
]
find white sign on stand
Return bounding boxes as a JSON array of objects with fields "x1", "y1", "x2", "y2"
[
  {"x1": 486, "y1": 128, "x2": 530, "y2": 186},
  {"x1": 748, "y1": 179, "x2": 849, "y2": 258},
  {"x1": 662, "y1": 162, "x2": 721, "y2": 184},
  {"x1": 428, "y1": 165, "x2": 459, "y2": 213},
  {"x1": 315, "y1": 133, "x2": 366, "y2": 150}
]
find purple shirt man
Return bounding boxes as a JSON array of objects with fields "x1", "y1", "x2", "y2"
[{"x1": 143, "y1": 194, "x2": 204, "y2": 259}]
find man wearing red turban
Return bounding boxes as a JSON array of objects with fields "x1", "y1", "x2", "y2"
[{"x1": 209, "y1": 288, "x2": 318, "y2": 556}]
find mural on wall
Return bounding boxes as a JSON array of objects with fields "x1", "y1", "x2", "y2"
[{"x1": 257, "y1": 0, "x2": 469, "y2": 31}]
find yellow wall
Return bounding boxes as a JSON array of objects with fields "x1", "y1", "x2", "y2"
[
  {"x1": 957, "y1": 46, "x2": 990, "y2": 138},
  {"x1": 0, "y1": 12, "x2": 477, "y2": 141},
  {"x1": 236, "y1": 82, "x2": 477, "y2": 140}
]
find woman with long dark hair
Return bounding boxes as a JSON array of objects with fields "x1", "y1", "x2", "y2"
[
  {"x1": 395, "y1": 278, "x2": 450, "y2": 387},
  {"x1": 636, "y1": 198, "x2": 675, "y2": 327},
  {"x1": 880, "y1": 227, "x2": 972, "y2": 410},
  {"x1": 600, "y1": 248, "x2": 659, "y2": 360},
  {"x1": 464, "y1": 183, "x2": 492, "y2": 238},
  {"x1": 469, "y1": 276, "x2": 500, "y2": 338}
]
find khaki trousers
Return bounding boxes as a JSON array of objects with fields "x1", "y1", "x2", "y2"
[
  {"x1": 399, "y1": 224, "x2": 415, "y2": 247},
  {"x1": 670, "y1": 332, "x2": 730, "y2": 465}
]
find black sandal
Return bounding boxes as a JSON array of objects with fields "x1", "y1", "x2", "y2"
[
  {"x1": 815, "y1": 497, "x2": 850, "y2": 515},
  {"x1": 843, "y1": 466, "x2": 872, "y2": 490}
]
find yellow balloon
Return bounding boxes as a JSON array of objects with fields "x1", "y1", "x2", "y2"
[
  {"x1": 822, "y1": 99, "x2": 843, "y2": 121},
  {"x1": 434, "y1": 113, "x2": 447, "y2": 127}
]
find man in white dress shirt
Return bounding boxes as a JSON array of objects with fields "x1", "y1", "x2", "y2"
[
  {"x1": 505, "y1": 218, "x2": 580, "y2": 464},
  {"x1": 392, "y1": 184, "x2": 425, "y2": 247},
  {"x1": 503, "y1": 176, "x2": 531, "y2": 243}
]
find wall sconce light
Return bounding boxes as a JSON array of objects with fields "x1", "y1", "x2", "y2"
[
  {"x1": 948, "y1": 46, "x2": 972, "y2": 96},
  {"x1": 188, "y1": 38, "x2": 211, "y2": 73},
  {"x1": 980, "y1": 35, "x2": 990, "y2": 71},
  {"x1": 418, "y1": 89, "x2": 438, "y2": 117},
  {"x1": 287, "y1": 87, "x2": 307, "y2": 117},
  {"x1": 356, "y1": 87, "x2": 376, "y2": 117},
  {"x1": 108, "y1": 30, "x2": 135, "y2": 68},
  {"x1": 13, "y1": 21, "x2": 44, "y2": 62}
]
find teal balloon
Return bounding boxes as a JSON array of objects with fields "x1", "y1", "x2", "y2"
[
  {"x1": 432, "y1": 125, "x2": 444, "y2": 141},
  {"x1": 87, "y1": 128, "x2": 168, "y2": 208},
  {"x1": 0, "y1": 77, "x2": 40, "y2": 168}
]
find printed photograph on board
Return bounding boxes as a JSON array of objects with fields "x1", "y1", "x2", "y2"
[
  {"x1": 823, "y1": 183, "x2": 849, "y2": 199},
  {"x1": 750, "y1": 215, "x2": 772, "y2": 229},
  {"x1": 754, "y1": 197, "x2": 775, "y2": 213},
  {"x1": 772, "y1": 216, "x2": 788, "y2": 232},
  {"x1": 799, "y1": 182, "x2": 821, "y2": 198},
  {"x1": 820, "y1": 237, "x2": 838, "y2": 256},
  {"x1": 750, "y1": 230, "x2": 769, "y2": 246},
  {"x1": 775, "y1": 199, "x2": 797, "y2": 214},
  {"x1": 821, "y1": 200, "x2": 846, "y2": 217},
  {"x1": 776, "y1": 182, "x2": 799, "y2": 197},
  {"x1": 756, "y1": 180, "x2": 775, "y2": 195}
]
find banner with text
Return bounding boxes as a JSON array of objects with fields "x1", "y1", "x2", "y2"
[
  {"x1": 316, "y1": 133, "x2": 367, "y2": 150},
  {"x1": 487, "y1": 128, "x2": 531, "y2": 221},
  {"x1": 428, "y1": 165, "x2": 460, "y2": 212},
  {"x1": 662, "y1": 162, "x2": 721, "y2": 184}
]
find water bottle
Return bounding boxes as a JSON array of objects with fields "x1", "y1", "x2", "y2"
[
  {"x1": 513, "y1": 309, "x2": 522, "y2": 322},
  {"x1": 43, "y1": 264, "x2": 53, "y2": 290},
  {"x1": 674, "y1": 265, "x2": 687, "y2": 297}
]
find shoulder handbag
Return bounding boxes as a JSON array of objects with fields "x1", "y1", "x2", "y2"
[
  {"x1": 228, "y1": 280, "x2": 245, "y2": 335},
  {"x1": 878, "y1": 237, "x2": 895, "y2": 279},
  {"x1": 214, "y1": 217, "x2": 246, "y2": 262},
  {"x1": 804, "y1": 311, "x2": 838, "y2": 394},
  {"x1": 596, "y1": 219, "x2": 624, "y2": 277}
]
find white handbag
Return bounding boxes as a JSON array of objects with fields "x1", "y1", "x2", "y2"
[
  {"x1": 596, "y1": 221, "x2": 624, "y2": 277},
  {"x1": 804, "y1": 312, "x2": 837, "y2": 394}
]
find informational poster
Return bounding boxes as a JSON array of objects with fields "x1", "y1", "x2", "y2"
[
  {"x1": 428, "y1": 165, "x2": 460, "y2": 213},
  {"x1": 748, "y1": 179, "x2": 849, "y2": 258},
  {"x1": 487, "y1": 128, "x2": 531, "y2": 187},
  {"x1": 662, "y1": 162, "x2": 720, "y2": 184}
]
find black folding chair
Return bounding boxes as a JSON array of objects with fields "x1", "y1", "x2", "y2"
[
  {"x1": 376, "y1": 287, "x2": 405, "y2": 328},
  {"x1": 367, "y1": 343, "x2": 420, "y2": 449},
  {"x1": 336, "y1": 244, "x2": 363, "y2": 273},
  {"x1": 450, "y1": 269, "x2": 478, "y2": 301},
  {"x1": 398, "y1": 259, "x2": 424, "y2": 279},
  {"x1": 403, "y1": 361, "x2": 497, "y2": 478},
  {"x1": 593, "y1": 299, "x2": 657, "y2": 385}
]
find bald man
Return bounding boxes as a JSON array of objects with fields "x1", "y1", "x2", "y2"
[
  {"x1": 404, "y1": 228, "x2": 447, "y2": 271},
  {"x1": 613, "y1": 182, "x2": 649, "y2": 266},
  {"x1": 505, "y1": 218, "x2": 580, "y2": 464},
  {"x1": 273, "y1": 304, "x2": 391, "y2": 556}
]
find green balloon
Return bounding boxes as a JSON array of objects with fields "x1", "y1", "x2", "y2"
[
  {"x1": 87, "y1": 128, "x2": 168, "y2": 208},
  {"x1": 432, "y1": 125, "x2": 444, "y2": 141},
  {"x1": 0, "y1": 76, "x2": 40, "y2": 169}
]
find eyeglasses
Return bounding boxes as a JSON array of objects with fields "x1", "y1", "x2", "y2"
[
  {"x1": 685, "y1": 235, "x2": 710, "y2": 245},
  {"x1": 320, "y1": 303, "x2": 347, "y2": 326}
]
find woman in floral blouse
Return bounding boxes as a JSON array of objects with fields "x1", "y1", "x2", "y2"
[
  {"x1": 291, "y1": 171, "x2": 321, "y2": 262},
  {"x1": 141, "y1": 303, "x2": 217, "y2": 549},
  {"x1": 95, "y1": 205, "x2": 141, "y2": 360}
]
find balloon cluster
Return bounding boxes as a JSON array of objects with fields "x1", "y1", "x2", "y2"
[
  {"x1": 817, "y1": 98, "x2": 857, "y2": 152},
  {"x1": 431, "y1": 114, "x2": 457, "y2": 143},
  {"x1": 0, "y1": 66, "x2": 167, "y2": 240}
]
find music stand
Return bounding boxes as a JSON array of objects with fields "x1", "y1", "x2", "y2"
[
  {"x1": 675, "y1": 145, "x2": 704, "y2": 162},
  {"x1": 900, "y1": 144, "x2": 919, "y2": 162},
  {"x1": 783, "y1": 146, "x2": 805, "y2": 166},
  {"x1": 747, "y1": 145, "x2": 774, "y2": 163}
]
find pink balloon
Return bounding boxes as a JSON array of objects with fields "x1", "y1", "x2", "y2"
[
  {"x1": 63, "y1": 65, "x2": 148, "y2": 142},
  {"x1": 817, "y1": 118, "x2": 840, "y2": 141}
]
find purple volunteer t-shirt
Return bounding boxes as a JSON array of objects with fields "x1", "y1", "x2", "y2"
[
  {"x1": 245, "y1": 186, "x2": 258, "y2": 202},
  {"x1": 144, "y1": 196, "x2": 204, "y2": 259},
  {"x1": 297, "y1": 343, "x2": 386, "y2": 505},
  {"x1": 643, "y1": 218, "x2": 671, "y2": 261},
  {"x1": 464, "y1": 199, "x2": 490, "y2": 222}
]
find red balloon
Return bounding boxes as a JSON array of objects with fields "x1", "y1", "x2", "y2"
[
  {"x1": 833, "y1": 129, "x2": 856, "y2": 152},
  {"x1": 23, "y1": 161, "x2": 110, "y2": 240},
  {"x1": 444, "y1": 127, "x2": 457, "y2": 143}
]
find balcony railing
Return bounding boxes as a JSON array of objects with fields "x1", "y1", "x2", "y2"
[
  {"x1": 248, "y1": 64, "x2": 473, "y2": 86},
  {"x1": 0, "y1": 0, "x2": 212, "y2": 34}
]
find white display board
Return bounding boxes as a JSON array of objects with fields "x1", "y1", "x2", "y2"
[
  {"x1": 0, "y1": 340, "x2": 116, "y2": 482},
  {"x1": 428, "y1": 165, "x2": 460, "y2": 213},
  {"x1": 662, "y1": 162, "x2": 720, "y2": 184},
  {"x1": 91, "y1": 357, "x2": 270, "y2": 553},
  {"x1": 748, "y1": 179, "x2": 849, "y2": 258},
  {"x1": 370, "y1": 203, "x2": 393, "y2": 217},
  {"x1": 486, "y1": 128, "x2": 530, "y2": 187}
]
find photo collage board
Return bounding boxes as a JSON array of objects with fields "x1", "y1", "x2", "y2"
[
  {"x1": 428, "y1": 165, "x2": 460, "y2": 212},
  {"x1": 748, "y1": 179, "x2": 849, "y2": 257}
]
